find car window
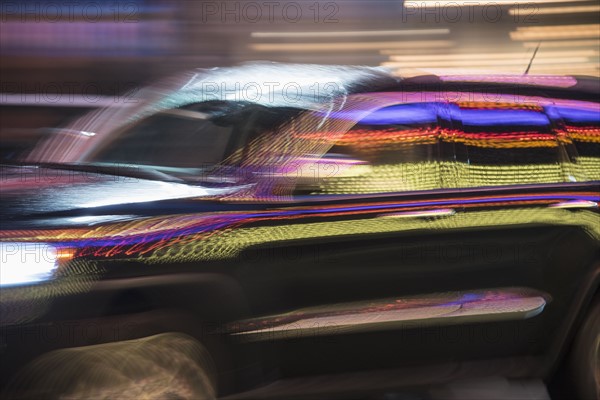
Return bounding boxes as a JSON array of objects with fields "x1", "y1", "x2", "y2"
[
  {"x1": 296, "y1": 102, "x2": 445, "y2": 195},
  {"x1": 556, "y1": 105, "x2": 600, "y2": 182},
  {"x1": 444, "y1": 101, "x2": 570, "y2": 188},
  {"x1": 296, "y1": 97, "x2": 600, "y2": 196}
]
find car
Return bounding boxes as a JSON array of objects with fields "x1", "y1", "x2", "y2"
[{"x1": 1, "y1": 63, "x2": 599, "y2": 399}]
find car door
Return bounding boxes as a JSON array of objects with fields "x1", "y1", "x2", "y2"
[{"x1": 225, "y1": 94, "x2": 598, "y2": 381}]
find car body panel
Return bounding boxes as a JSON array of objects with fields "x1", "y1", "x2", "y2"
[{"x1": 1, "y1": 65, "x2": 599, "y2": 396}]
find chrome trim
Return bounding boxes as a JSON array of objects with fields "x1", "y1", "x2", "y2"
[{"x1": 231, "y1": 287, "x2": 549, "y2": 340}]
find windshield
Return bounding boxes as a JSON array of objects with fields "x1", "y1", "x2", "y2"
[
  {"x1": 86, "y1": 102, "x2": 304, "y2": 172},
  {"x1": 91, "y1": 110, "x2": 233, "y2": 168}
]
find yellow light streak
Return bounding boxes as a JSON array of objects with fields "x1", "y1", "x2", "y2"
[
  {"x1": 510, "y1": 4, "x2": 600, "y2": 15},
  {"x1": 250, "y1": 40, "x2": 455, "y2": 52},
  {"x1": 511, "y1": 24, "x2": 600, "y2": 41},
  {"x1": 251, "y1": 29, "x2": 449, "y2": 38}
]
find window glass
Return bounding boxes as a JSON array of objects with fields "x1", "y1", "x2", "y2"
[
  {"x1": 554, "y1": 105, "x2": 600, "y2": 182},
  {"x1": 445, "y1": 102, "x2": 567, "y2": 188},
  {"x1": 303, "y1": 102, "x2": 444, "y2": 195},
  {"x1": 301, "y1": 98, "x2": 600, "y2": 196},
  {"x1": 92, "y1": 111, "x2": 234, "y2": 168},
  {"x1": 91, "y1": 102, "x2": 302, "y2": 170}
]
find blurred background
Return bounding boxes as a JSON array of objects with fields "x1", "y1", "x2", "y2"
[{"x1": 1, "y1": 0, "x2": 599, "y2": 158}]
